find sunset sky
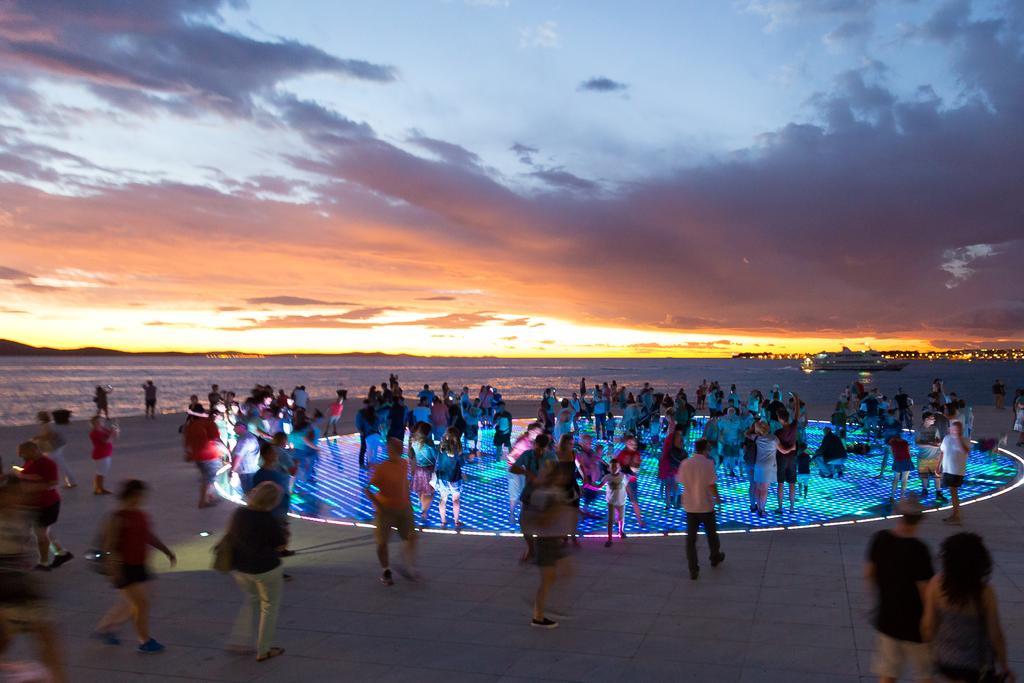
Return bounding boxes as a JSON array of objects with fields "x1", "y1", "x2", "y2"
[{"x1": 1, "y1": 0, "x2": 1022, "y2": 357}]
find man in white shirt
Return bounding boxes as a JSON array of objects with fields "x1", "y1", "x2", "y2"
[
  {"x1": 677, "y1": 438, "x2": 725, "y2": 580},
  {"x1": 231, "y1": 428, "x2": 263, "y2": 494}
]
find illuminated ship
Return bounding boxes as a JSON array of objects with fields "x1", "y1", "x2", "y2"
[{"x1": 802, "y1": 347, "x2": 908, "y2": 372}]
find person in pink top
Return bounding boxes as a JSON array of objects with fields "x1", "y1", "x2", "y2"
[
  {"x1": 678, "y1": 438, "x2": 725, "y2": 580},
  {"x1": 325, "y1": 390, "x2": 346, "y2": 438},
  {"x1": 505, "y1": 422, "x2": 542, "y2": 521},
  {"x1": 89, "y1": 416, "x2": 118, "y2": 495}
]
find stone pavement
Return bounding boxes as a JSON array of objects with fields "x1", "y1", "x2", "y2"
[{"x1": 1, "y1": 406, "x2": 1022, "y2": 682}]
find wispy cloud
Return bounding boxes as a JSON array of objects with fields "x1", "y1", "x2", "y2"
[{"x1": 520, "y1": 20, "x2": 559, "y2": 48}]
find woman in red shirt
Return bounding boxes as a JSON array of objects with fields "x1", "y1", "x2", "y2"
[
  {"x1": 89, "y1": 416, "x2": 118, "y2": 495},
  {"x1": 94, "y1": 480, "x2": 176, "y2": 654}
]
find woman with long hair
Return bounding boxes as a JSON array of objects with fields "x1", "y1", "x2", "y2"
[
  {"x1": 751, "y1": 420, "x2": 778, "y2": 517},
  {"x1": 409, "y1": 423, "x2": 437, "y2": 524},
  {"x1": 434, "y1": 428, "x2": 465, "y2": 529},
  {"x1": 922, "y1": 533, "x2": 1013, "y2": 682}
]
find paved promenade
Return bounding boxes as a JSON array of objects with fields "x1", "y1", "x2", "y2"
[{"x1": 1, "y1": 405, "x2": 1021, "y2": 682}]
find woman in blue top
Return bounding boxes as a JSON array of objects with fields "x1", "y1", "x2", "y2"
[
  {"x1": 288, "y1": 411, "x2": 319, "y2": 483},
  {"x1": 409, "y1": 423, "x2": 437, "y2": 524},
  {"x1": 434, "y1": 428, "x2": 465, "y2": 529}
]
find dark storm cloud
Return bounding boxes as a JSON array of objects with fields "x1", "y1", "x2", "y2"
[
  {"x1": 0, "y1": 0, "x2": 396, "y2": 118},
  {"x1": 578, "y1": 77, "x2": 628, "y2": 93}
]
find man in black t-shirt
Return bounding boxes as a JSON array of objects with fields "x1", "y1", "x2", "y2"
[{"x1": 865, "y1": 496, "x2": 933, "y2": 682}]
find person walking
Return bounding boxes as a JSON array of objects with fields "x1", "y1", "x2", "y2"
[
  {"x1": 366, "y1": 438, "x2": 418, "y2": 586},
  {"x1": 922, "y1": 533, "x2": 1014, "y2": 683},
  {"x1": 678, "y1": 438, "x2": 724, "y2": 581},
  {"x1": 865, "y1": 495, "x2": 933, "y2": 683},
  {"x1": 93, "y1": 480, "x2": 176, "y2": 653},
  {"x1": 16, "y1": 442, "x2": 73, "y2": 571},
  {"x1": 224, "y1": 482, "x2": 287, "y2": 661}
]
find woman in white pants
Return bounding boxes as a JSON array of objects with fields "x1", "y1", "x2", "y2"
[{"x1": 225, "y1": 482, "x2": 287, "y2": 662}]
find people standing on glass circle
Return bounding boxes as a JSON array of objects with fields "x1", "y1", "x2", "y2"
[
  {"x1": 938, "y1": 421, "x2": 970, "y2": 525},
  {"x1": 141, "y1": 382, "x2": 156, "y2": 419}
]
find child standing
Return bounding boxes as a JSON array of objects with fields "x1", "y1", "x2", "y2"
[{"x1": 599, "y1": 459, "x2": 628, "y2": 547}]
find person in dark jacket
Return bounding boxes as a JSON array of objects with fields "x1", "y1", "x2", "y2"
[
  {"x1": 225, "y1": 482, "x2": 287, "y2": 662},
  {"x1": 815, "y1": 427, "x2": 847, "y2": 477}
]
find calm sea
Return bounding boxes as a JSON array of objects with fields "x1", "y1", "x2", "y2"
[{"x1": 0, "y1": 356, "x2": 1020, "y2": 427}]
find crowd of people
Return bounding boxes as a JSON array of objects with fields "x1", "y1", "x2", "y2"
[{"x1": 0, "y1": 373, "x2": 1020, "y2": 680}]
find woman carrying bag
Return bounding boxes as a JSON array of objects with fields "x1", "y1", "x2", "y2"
[
  {"x1": 221, "y1": 481, "x2": 287, "y2": 662},
  {"x1": 922, "y1": 532, "x2": 1015, "y2": 682}
]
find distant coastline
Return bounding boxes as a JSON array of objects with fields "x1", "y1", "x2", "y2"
[
  {"x1": 733, "y1": 350, "x2": 1024, "y2": 361},
  {"x1": 0, "y1": 339, "x2": 426, "y2": 359}
]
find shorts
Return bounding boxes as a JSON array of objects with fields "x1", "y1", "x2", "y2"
[
  {"x1": 535, "y1": 537, "x2": 563, "y2": 568},
  {"x1": 463, "y1": 424, "x2": 479, "y2": 441},
  {"x1": 507, "y1": 472, "x2": 526, "y2": 504},
  {"x1": 94, "y1": 456, "x2": 112, "y2": 475},
  {"x1": 196, "y1": 459, "x2": 220, "y2": 484},
  {"x1": 941, "y1": 473, "x2": 964, "y2": 488},
  {"x1": 871, "y1": 633, "x2": 931, "y2": 681},
  {"x1": 494, "y1": 432, "x2": 511, "y2": 449},
  {"x1": 145, "y1": 399, "x2": 156, "y2": 408},
  {"x1": 374, "y1": 505, "x2": 415, "y2": 544},
  {"x1": 917, "y1": 456, "x2": 939, "y2": 476},
  {"x1": 720, "y1": 443, "x2": 740, "y2": 460},
  {"x1": 436, "y1": 479, "x2": 462, "y2": 496},
  {"x1": 34, "y1": 501, "x2": 60, "y2": 529},
  {"x1": 115, "y1": 563, "x2": 151, "y2": 589},
  {"x1": 776, "y1": 454, "x2": 797, "y2": 484}
]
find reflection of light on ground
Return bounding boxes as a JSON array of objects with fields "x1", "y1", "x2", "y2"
[{"x1": 215, "y1": 419, "x2": 1023, "y2": 537}]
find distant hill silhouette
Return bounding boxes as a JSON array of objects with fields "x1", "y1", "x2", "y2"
[{"x1": 0, "y1": 339, "x2": 437, "y2": 358}]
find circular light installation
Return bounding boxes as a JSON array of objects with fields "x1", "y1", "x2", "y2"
[{"x1": 215, "y1": 418, "x2": 1023, "y2": 536}]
